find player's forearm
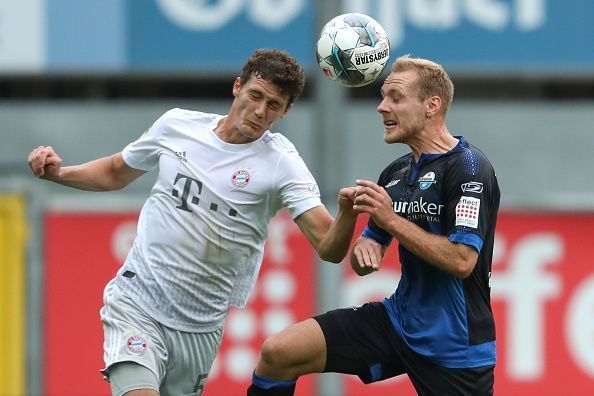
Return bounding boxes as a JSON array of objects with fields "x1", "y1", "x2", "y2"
[
  {"x1": 48, "y1": 156, "x2": 132, "y2": 191},
  {"x1": 317, "y1": 210, "x2": 358, "y2": 263},
  {"x1": 384, "y1": 215, "x2": 476, "y2": 278}
]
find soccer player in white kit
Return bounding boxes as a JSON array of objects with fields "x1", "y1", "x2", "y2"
[{"x1": 27, "y1": 49, "x2": 361, "y2": 396}]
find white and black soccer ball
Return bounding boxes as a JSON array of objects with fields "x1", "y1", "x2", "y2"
[{"x1": 316, "y1": 13, "x2": 390, "y2": 88}]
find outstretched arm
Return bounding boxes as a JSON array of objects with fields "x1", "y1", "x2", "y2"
[
  {"x1": 28, "y1": 146, "x2": 145, "y2": 191},
  {"x1": 354, "y1": 179, "x2": 478, "y2": 278},
  {"x1": 294, "y1": 187, "x2": 360, "y2": 263}
]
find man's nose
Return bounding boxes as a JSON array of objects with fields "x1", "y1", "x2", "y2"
[
  {"x1": 254, "y1": 102, "x2": 266, "y2": 117},
  {"x1": 377, "y1": 97, "x2": 388, "y2": 113}
]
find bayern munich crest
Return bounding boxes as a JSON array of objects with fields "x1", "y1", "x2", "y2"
[
  {"x1": 232, "y1": 170, "x2": 250, "y2": 188},
  {"x1": 127, "y1": 336, "x2": 147, "y2": 354}
]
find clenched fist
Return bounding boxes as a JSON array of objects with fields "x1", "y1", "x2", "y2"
[{"x1": 28, "y1": 146, "x2": 62, "y2": 179}]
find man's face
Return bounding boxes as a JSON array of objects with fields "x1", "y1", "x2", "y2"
[
  {"x1": 376, "y1": 69, "x2": 427, "y2": 144},
  {"x1": 231, "y1": 76, "x2": 291, "y2": 142}
]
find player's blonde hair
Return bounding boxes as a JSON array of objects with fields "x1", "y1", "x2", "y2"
[{"x1": 392, "y1": 55, "x2": 454, "y2": 115}]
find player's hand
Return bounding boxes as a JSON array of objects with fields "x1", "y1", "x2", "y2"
[
  {"x1": 28, "y1": 146, "x2": 62, "y2": 179},
  {"x1": 353, "y1": 179, "x2": 396, "y2": 230},
  {"x1": 351, "y1": 236, "x2": 382, "y2": 273},
  {"x1": 337, "y1": 186, "x2": 361, "y2": 216}
]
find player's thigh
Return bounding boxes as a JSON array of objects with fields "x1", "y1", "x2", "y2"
[
  {"x1": 108, "y1": 362, "x2": 160, "y2": 396},
  {"x1": 100, "y1": 282, "x2": 168, "y2": 385},
  {"x1": 160, "y1": 327, "x2": 224, "y2": 396},
  {"x1": 259, "y1": 317, "x2": 327, "y2": 374},
  {"x1": 313, "y1": 302, "x2": 406, "y2": 384}
]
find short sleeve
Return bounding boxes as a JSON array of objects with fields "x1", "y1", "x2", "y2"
[
  {"x1": 274, "y1": 151, "x2": 323, "y2": 219},
  {"x1": 445, "y1": 147, "x2": 499, "y2": 253},
  {"x1": 122, "y1": 112, "x2": 170, "y2": 171}
]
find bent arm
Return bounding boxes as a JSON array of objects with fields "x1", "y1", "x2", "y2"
[
  {"x1": 355, "y1": 179, "x2": 478, "y2": 278},
  {"x1": 55, "y1": 153, "x2": 146, "y2": 191},
  {"x1": 382, "y1": 216, "x2": 478, "y2": 278},
  {"x1": 295, "y1": 205, "x2": 358, "y2": 263},
  {"x1": 29, "y1": 146, "x2": 145, "y2": 191}
]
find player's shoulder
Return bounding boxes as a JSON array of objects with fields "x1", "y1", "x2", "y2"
[
  {"x1": 458, "y1": 138, "x2": 493, "y2": 163},
  {"x1": 450, "y1": 137, "x2": 496, "y2": 175},
  {"x1": 160, "y1": 108, "x2": 220, "y2": 123},
  {"x1": 260, "y1": 131, "x2": 298, "y2": 154}
]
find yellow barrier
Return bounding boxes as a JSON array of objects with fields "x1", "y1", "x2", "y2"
[{"x1": 0, "y1": 195, "x2": 26, "y2": 395}]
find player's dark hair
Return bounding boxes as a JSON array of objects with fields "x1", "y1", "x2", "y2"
[{"x1": 240, "y1": 49, "x2": 305, "y2": 104}]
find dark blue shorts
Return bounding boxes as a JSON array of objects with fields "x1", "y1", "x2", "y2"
[{"x1": 313, "y1": 302, "x2": 494, "y2": 396}]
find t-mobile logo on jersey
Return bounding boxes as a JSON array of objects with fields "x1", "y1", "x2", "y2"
[
  {"x1": 171, "y1": 172, "x2": 238, "y2": 217},
  {"x1": 172, "y1": 173, "x2": 203, "y2": 212}
]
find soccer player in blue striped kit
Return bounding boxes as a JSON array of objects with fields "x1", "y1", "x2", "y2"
[{"x1": 248, "y1": 55, "x2": 500, "y2": 396}]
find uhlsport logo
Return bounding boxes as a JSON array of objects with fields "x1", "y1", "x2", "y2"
[
  {"x1": 232, "y1": 170, "x2": 250, "y2": 188},
  {"x1": 461, "y1": 181, "x2": 483, "y2": 193},
  {"x1": 127, "y1": 336, "x2": 148, "y2": 354},
  {"x1": 418, "y1": 172, "x2": 436, "y2": 190}
]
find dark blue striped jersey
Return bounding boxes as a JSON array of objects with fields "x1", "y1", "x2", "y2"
[{"x1": 362, "y1": 136, "x2": 500, "y2": 368}]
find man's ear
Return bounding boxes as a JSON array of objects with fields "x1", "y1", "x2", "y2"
[
  {"x1": 232, "y1": 77, "x2": 241, "y2": 97},
  {"x1": 281, "y1": 103, "x2": 293, "y2": 118},
  {"x1": 426, "y1": 95, "x2": 442, "y2": 117}
]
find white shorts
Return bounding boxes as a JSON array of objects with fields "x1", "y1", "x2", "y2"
[{"x1": 100, "y1": 281, "x2": 223, "y2": 396}]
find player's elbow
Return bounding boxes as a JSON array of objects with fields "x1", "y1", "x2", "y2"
[
  {"x1": 452, "y1": 253, "x2": 478, "y2": 279},
  {"x1": 454, "y1": 262, "x2": 474, "y2": 279},
  {"x1": 447, "y1": 243, "x2": 478, "y2": 279}
]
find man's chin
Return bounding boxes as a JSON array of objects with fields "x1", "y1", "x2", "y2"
[{"x1": 384, "y1": 132, "x2": 401, "y2": 144}]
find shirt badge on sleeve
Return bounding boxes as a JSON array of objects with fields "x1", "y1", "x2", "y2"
[
  {"x1": 461, "y1": 181, "x2": 483, "y2": 194},
  {"x1": 455, "y1": 196, "x2": 480, "y2": 228}
]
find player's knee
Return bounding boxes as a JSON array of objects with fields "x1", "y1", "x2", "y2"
[{"x1": 259, "y1": 335, "x2": 292, "y2": 368}]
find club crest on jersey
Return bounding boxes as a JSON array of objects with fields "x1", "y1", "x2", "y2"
[
  {"x1": 418, "y1": 172, "x2": 436, "y2": 190},
  {"x1": 232, "y1": 170, "x2": 250, "y2": 188},
  {"x1": 127, "y1": 336, "x2": 147, "y2": 354}
]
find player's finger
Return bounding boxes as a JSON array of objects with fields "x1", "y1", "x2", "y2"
[
  {"x1": 356, "y1": 245, "x2": 375, "y2": 269},
  {"x1": 29, "y1": 150, "x2": 48, "y2": 176},
  {"x1": 366, "y1": 247, "x2": 378, "y2": 269},
  {"x1": 353, "y1": 247, "x2": 366, "y2": 268}
]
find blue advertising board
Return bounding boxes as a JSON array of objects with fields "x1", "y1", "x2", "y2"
[{"x1": 13, "y1": 0, "x2": 594, "y2": 74}]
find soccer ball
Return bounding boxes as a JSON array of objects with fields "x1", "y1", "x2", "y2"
[{"x1": 316, "y1": 13, "x2": 390, "y2": 88}]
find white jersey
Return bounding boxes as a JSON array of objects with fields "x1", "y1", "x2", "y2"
[{"x1": 112, "y1": 108, "x2": 322, "y2": 332}]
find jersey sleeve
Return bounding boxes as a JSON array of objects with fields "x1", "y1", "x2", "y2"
[
  {"x1": 361, "y1": 169, "x2": 394, "y2": 246},
  {"x1": 122, "y1": 110, "x2": 173, "y2": 171},
  {"x1": 274, "y1": 151, "x2": 324, "y2": 219},
  {"x1": 445, "y1": 148, "x2": 499, "y2": 253}
]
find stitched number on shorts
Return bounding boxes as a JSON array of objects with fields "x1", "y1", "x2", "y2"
[{"x1": 193, "y1": 373, "x2": 208, "y2": 394}]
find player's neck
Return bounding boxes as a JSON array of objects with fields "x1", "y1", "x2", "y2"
[
  {"x1": 410, "y1": 125, "x2": 457, "y2": 161},
  {"x1": 213, "y1": 116, "x2": 262, "y2": 145}
]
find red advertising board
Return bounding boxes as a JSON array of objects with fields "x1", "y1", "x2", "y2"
[
  {"x1": 44, "y1": 212, "x2": 140, "y2": 395},
  {"x1": 43, "y1": 210, "x2": 315, "y2": 396},
  {"x1": 343, "y1": 212, "x2": 594, "y2": 396},
  {"x1": 44, "y1": 211, "x2": 594, "y2": 395}
]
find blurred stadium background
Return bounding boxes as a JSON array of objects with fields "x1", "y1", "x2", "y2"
[{"x1": 1, "y1": 0, "x2": 594, "y2": 395}]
